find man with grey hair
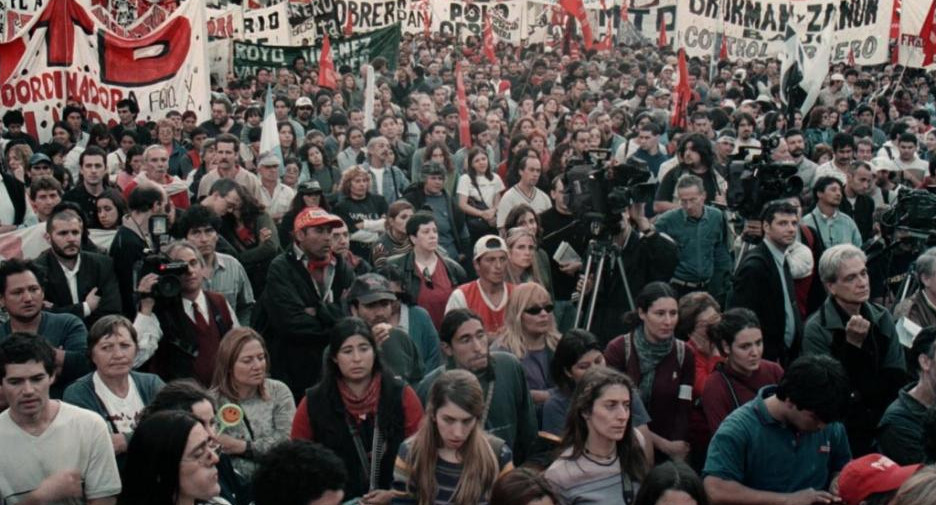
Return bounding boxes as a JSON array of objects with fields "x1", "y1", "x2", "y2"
[
  {"x1": 900, "y1": 249, "x2": 936, "y2": 328},
  {"x1": 133, "y1": 240, "x2": 239, "y2": 383},
  {"x1": 363, "y1": 135, "x2": 409, "y2": 204},
  {"x1": 651, "y1": 174, "x2": 732, "y2": 300},
  {"x1": 803, "y1": 243, "x2": 906, "y2": 456}
]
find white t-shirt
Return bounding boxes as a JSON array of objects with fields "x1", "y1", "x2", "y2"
[
  {"x1": 456, "y1": 173, "x2": 505, "y2": 208},
  {"x1": 496, "y1": 185, "x2": 552, "y2": 229},
  {"x1": 0, "y1": 402, "x2": 121, "y2": 505},
  {"x1": 92, "y1": 372, "x2": 145, "y2": 434}
]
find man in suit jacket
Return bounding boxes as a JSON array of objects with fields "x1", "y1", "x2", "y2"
[
  {"x1": 35, "y1": 208, "x2": 121, "y2": 328},
  {"x1": 730, "y1": 201, "x2": 804, "y2": 366}
]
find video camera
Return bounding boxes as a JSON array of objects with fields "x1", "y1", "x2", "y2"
[
  {"x1": 136, "y1": 214, "x2": 187, "y2": 299},
  {"x1": 881, "y1": 188, "x2": 936, "y2": 244},
  {"x1": 563, "y1": 149, "x2": 656, "y2": 236},
  {"x1": 726, "y1": 133, "x2": 803, "y2": 220}
]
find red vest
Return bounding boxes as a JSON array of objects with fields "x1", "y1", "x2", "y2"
[{"x1": 457, "y1": 281, "x2": 514, "y2": 334}]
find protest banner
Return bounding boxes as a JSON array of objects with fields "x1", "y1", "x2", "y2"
[
  {"x1": 1, "y1": 0, "x2": 42, "y2": 42},
  {"x1": 897, "y1": 0, "x2": 936, "y2": 69},
  {"x1": 243, "y1": 1, "x2": 292, "y2": 45},
  {"x1": 623, "y1": 0, "x2": 676, "y2": 43},
  {"x1": 430, "y1": 0, "x2": 525, "y2": 44},
  {"x1": 675, "y1": 0, "x2": 891, "y2": 65},
  {"x1": 401, "y1": 0, "x2": 429, "y2": 37},
  {"x1": 0, "y1": 0, "x2": 212, "y2": 142},
  {"x1": 207, "y1": 6, "x2": 242, "y2": 39},
  {"x1": 0, "y1": 224, "x2": 116, "y2": 261},
  {"x1": 232, "y1": 23, "x2": 401, "y2": 78},
  {"x1": 288, "y1": 0, "x2": 341, "y2": 41}
]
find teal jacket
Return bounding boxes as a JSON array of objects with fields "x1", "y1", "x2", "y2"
[{"x1": 416, "y1": 351, "x2": 537, "y2": 464}]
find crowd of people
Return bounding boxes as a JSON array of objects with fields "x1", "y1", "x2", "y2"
[{"x1": 5, "y1": 16, "x2": 936, "y2": 505}]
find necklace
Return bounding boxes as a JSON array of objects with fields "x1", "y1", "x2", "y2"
[{"x1": 583, "y1": 447, "x2": 619, "y2": 466}]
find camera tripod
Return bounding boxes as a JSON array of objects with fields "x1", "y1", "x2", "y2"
[{"x1": 573, "y1": 238, "x2": 635, "y2": 332}]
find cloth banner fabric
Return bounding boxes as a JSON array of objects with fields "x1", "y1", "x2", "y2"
[
  {"x1": 232, "y1": 23, "x2": 401, "y2": 78},
  {"x1": 675, "y1": 0, "x2": 891, "y2": 65},
  {"x1": 0, "y1": 0, "x2": 211, "y2": 143},
  {"x1": 242, "y1": 1, "x2": 292, "y2": 44},
  {"x1": 898, "y1": 0, "x2": 936, "y2": 69},
  {"x1": 0, "y1": 226, "x2": 116, "y2": 261},
  {"x1": 420, "y1": 0, "x2": 525, "y2": 44}
]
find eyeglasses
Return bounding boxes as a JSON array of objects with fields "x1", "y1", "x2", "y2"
[
  {"x1": 524, "y1": 304, "x2": 555, "y2": 315},
  {"x1": 423, "y1": 267, "x2": 434, "y2": 289},
  {"x1": 182, "y1": 438, "x2": 221, "y2": 467}
]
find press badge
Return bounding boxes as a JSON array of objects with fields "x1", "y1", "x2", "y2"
[{"x1": 678, "y1": 385, "x2": 692, "y2": 401}]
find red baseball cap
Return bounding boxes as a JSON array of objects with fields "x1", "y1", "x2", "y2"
[
  {"x1": 837, "y1": 454, "x2": 920, "y2": 505},
  {"x1": 293, "y1": 207, "x2": 343, "y2": 235}
]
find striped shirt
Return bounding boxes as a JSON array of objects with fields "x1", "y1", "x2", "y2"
[
  {"x1": 544, "y1": 448, "x2": 641, "y2": 505},
  {"x1": 391, "y1": 437, "x2": 513, "y2": 505}
]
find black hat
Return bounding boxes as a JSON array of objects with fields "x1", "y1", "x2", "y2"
[{"x1": 348, "y1": 273, "x2": 397, "y2": 304}]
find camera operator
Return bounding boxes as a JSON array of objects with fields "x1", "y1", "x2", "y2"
[
  {"x1": 584, "y1": 203, "x2": 679, "y2": 342},
  {"x1": 133, "y1": 240, "x2": 238, "y2": 384},
  {"x1": 110, "y1": 184, "x2": 168, "y2": 317},
  {"x1": 653, "y1": 134, "x2": 728, "y2": 215},
  {"x1": 540, "y1": 176, "x2": 591, "y2": 332}
]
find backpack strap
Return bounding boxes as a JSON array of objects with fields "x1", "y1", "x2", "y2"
[{"x1": 675, "y1": 339, "x2": 686, "y2": 368}]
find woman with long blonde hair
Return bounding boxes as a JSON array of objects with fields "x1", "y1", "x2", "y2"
[
  {"x1": 392, "y1": 369, "x2": 514, "y2": 505},
  {"x1": 492, "y1": 282, "x2": 560, "y2": 406},
  {"x1": 208, "y1": 328, "x2": 295, "y2": 478},
  {"x1": 504, "y1": 227, "x2": 550, "y2": 292}
]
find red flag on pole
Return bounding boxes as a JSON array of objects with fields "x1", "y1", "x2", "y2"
[
  {"x1": 559, "y1": 0, "x2": 593, "y2": 51},
  {"x1": 719, "y1": 34, "x2": 728, "y2": 60},
  {"x1": 455, "y1": 61, "x2": 472, "y2": 149},
  {"x1": 671, "y1": 49, "x2": 690, "y2": 129},
  {"x1": 344, "y1": 9, "x2": 353, "y2": 36},
  {"x1": 657, "y1": 17, "x2": 667, "y2": 48},
  {"x1": 317, "y1": 34, "x2": 338, "y2": 89},
  {"x1": 920, "y1": 0, "x2": 936, "y2": 67},
  {"x1": 595, "y1": 15, "x2": 613, "y2": 51},
  {"x1": 482, "y1": 12, "x2": 497, "y2": 63},
  {"x1": 847, "y1": 47, "x2": 856, "y2": 66}
]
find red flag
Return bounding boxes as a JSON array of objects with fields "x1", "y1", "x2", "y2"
[
  {"x1": 423, "y1": 10, "x2": 431, "y2": 39},
  {"x1": 455, "y1": 61, "x2": 472, "y2": 149},
  {"x1": 559, "y1": 0, "x2": 592, "y2": 51},
  {"x1": 482, "y1": 12, "x2": 497, "y2": 63},
  {"x1": 344, "y1": 8, "x2": 353, "y2": 37},
  {"x1": 595, "y1": 15, "x2": 613, "y2": 51},
  {"x1": 317, "y1": 33, "x2": 338, "y2": 89},
  {"x1": 621, "y1": 0, "x2": 629, "y2": 22},
  {"x1": 719, "y1": 34, "x2": 728, "y2": 60},
  {"x1": 657, "y1": 17, "x2": 667, "y2": 48},
  {"x1": 671, "y1": 49, "x2": 690, "y2": 129},
  {"x1": 891, "y1": 0, "x2": 902, "y2": 64},
  {"x1": 847, "y1": 47, "x2": 856, "y2": 66},
  {"x1": 920, "y1": 0, "x2": 936, "y2": 67}
]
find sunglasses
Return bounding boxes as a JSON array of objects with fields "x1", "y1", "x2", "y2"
[{"x1": 524, "y1": 304, "x2": 555, "y2": 315}]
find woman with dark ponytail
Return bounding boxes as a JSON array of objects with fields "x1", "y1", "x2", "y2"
[{"x1": 604, "y1": 282, "x2": 695, "y2": 464}]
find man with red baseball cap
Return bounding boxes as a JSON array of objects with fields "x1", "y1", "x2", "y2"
[
  {"x1": 837, "y1": 453, "x2": 920, "y2": 505},
  {"x1": 254, "y1": 207, "x2": 356, "y2": 398}
]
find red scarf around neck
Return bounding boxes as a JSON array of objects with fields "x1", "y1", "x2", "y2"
[{"x1": 337, "y1": 374, "x2": 382, "y2": 422}]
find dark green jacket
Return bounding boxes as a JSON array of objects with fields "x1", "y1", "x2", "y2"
[{"x1": 415, "y1": 351, "x2": 537, "y2": 465}]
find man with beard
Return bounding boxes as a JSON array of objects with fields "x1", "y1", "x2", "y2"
[
  {"x1": 199, "y1": 97, "x2": 242, "y2": 139},
  {"x1": 133, "y1": 241, "x2": 238, "y2": 384},
  {"x1": 415, "y1": 309, "x2": 537, "y2": 464},
  {"x1": 784, "y1": 129, "x2": 818, "y2": 192},
  {"x1": 0, "y1": 259, "x2": 90, "y2": 398},
  {"x1": 34, "y1": 209, "x2": 120, "y2": 328},
  {"x1": 347, "y1": 273, "x2": 423, "y2": 384}
]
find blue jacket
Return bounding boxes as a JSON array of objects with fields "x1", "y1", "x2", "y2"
[{"x1": 63, "y1": 371, "x2": 165, "y2": 436}]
